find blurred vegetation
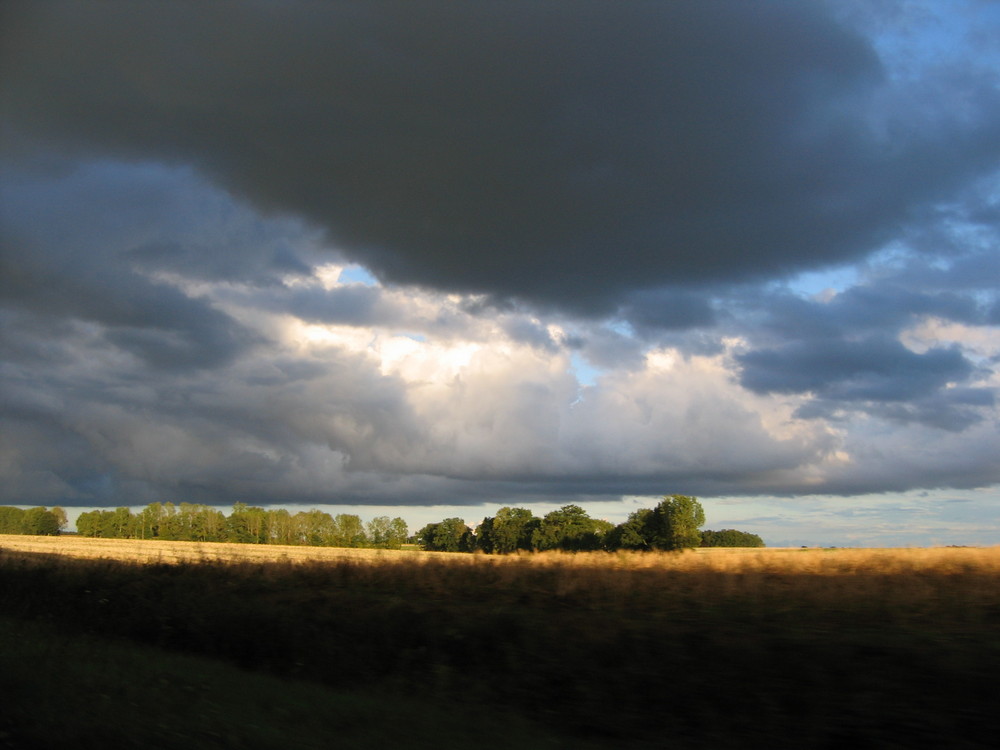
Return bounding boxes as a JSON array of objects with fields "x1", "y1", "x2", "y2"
[
  {"x1": 700, "y1": 528, "x2": 765, "y2": 547},
  {"x1": 0, "y1": 615, "x2": 578, "y2": 750},
  {"x1": 2, "y1": 545, "x2": 998, "y2": 747}
]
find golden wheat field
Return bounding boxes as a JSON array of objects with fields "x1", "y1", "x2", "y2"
[
  {"x1": 0, "y1": 533, "x2": 427, "y2": 564},
  {"x1": 4, "y1": 533, "x2": 999, "y2": 748},
  {"x1": 3, "y1": 532, "x2": 998, "y2": 577}
]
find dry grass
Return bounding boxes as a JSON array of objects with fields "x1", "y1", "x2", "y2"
[
  {"x1": 0, "y1": 533, "x2": 428, "y2": 564},
  {"x1": 5, "y1": 534, "x2": 998, "y2": 617},
  {"x1": 6, "y1": 533, "x2": 997, "y2": 573},
  {"x1": 2, "y1": 536, "x2": 999, "y2": 747}
]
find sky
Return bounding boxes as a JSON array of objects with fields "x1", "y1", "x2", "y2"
[{"x1": 2, "y1": 1, "x2": 998, "y2": 546}]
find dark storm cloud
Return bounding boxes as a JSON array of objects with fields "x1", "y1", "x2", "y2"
[
  {"x1": 5, "y1": 1, "x2": 998, "y2": 312},
  {"x1": 736, "y1": 335, "x2": 994, "y2": 430},
  {"x1": 2, "y1": 1, "x2": 998, "y2": 530},
  {"x1": 796, "y1": 387, "x2": 995, "y2": 433},
  {"x1": 738, "y1": 338, "x2": 972, "y2": 401},
  {"x1": 0, "y1": 162, "x2": 265, "y2": 370},
  {"x1": 749, "y1": 281, "x2": 989, "y2": 344},
  {"x1": 618, "y1": 288, "x2": 718, "y2": 333}
]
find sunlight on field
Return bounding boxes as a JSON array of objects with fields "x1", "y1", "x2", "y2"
[
  {"x1": 3, "y1": 535, "x2": 998, "y2": 747},
  {"x1": 0, "y1": 534, "x2": 426, "y2": 564},
  {"x1": 3, "y1": 534, "x2": 997, "y2": 578}
]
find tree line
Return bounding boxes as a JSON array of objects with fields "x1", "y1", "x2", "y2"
[
  {"x1": 417, "y1": 495, "x2": 764, "y2": 552},
  {"x1": 75, "y1": 502, "x2": 409, "y2": 549},
  {"x1": 0, "y1": 506, "x2": 68, "y2": 536},
  {"x1": 3, "y1": 497, "x2": 763, "y2": 551}
]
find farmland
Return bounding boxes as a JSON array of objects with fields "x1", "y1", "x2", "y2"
[{"x1": 3, "y1": 536, "x2": 999, "y2": 748}]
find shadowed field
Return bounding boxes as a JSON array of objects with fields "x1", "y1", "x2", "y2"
[{"x1": 2, "y1": 537, "x2": 998, "y2": 748}]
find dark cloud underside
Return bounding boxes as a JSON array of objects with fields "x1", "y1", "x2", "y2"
[
  {"x1": 1, "y1": 1, "x2": 998, "y2": 523},
  {"x1": 5, "y1": 1, "x2": 998, "y2": 312}
]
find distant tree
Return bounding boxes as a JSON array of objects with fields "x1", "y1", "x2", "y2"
[
  {"x1": 227, "y1": 503, "x2": 268, "y2": 544},
  {"x1": 201, "y1": 506, "x2": 228, "y2": 542},
  {"x1": 136, "y1": 503, "x2": 163, "y2": 539},
  {"x1": 75, "y1": 510, "x2": 102, "y2": 537},
  {"x1": 533, "y1": 505, "x2": 606, "y2": 551},
  {"x1": 333, "y1": 514, "x2": 368, "y2": 547},
  {"x1": 605, "y1": 496, "x2": 706, "y2": 551},
  {"x1": 387, "y1": 517, "x2": 408, "y2": 549},
  {"x1": 367, "y1": 516, "x2": 392, "y2": 547},
  {"x1": 293, "y1": 509, "x2": 336, "y2": 545},
  {"x1": 0, "y1": 506, "x2": 26, "y2": 534},
  {"x1": 366, "y1": 516, "x2": 409, "y2": 549},
  {"x1": 106, "y1": 507, "x2": 134, "y2": 538},
  {"x1": 497, "y1": 507, "x2": 541, "y2": 553},
  {"x1": 418, "y1": 518, "x2": 474, "y2": 552},
  {"x1": 51, "y1": 507, "x2": 68, "y2": 532},
  {"x1": 478, "y1": 507, "x2": 540, "y2": 554},
  {"x1": 21, "y1": 506, "x2": 62, "y2": 536},
  {"x1": 605, "y1": 508, "x2": 654, "y2": 551},
  {"x1": 647, "y1": 495, "x2": 705, "y2": 551},
  {"x1": 29, "y1": 507, "x2": 58, "y2": 535},
  {"x1": 475, "y1": 516, "x2": 496, "y2": 553},
  {"x1": 700, "y1": 529, "x2": 765, "y2": 548},
  {"x1": 156, "y1": 502, "x2": 190, "y2": 540},
  {"x1": 267, "y1": 508, "x2": 297, "y2": 545}
]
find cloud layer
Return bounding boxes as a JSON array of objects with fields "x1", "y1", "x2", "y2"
[
  {"x1": 6, "y1": 1, "x2": 998, "y2": 312},
  {"x1": 1, "y1": 1, "x2": 998, "y2": 541}
]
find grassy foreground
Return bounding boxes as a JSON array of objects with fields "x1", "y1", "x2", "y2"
[
  {"x1": 2, "y1": 537, "x2": 999, "y2": 748},
  {"x1": 0, "y1": 615, "x2": 568, "y2": 750}
]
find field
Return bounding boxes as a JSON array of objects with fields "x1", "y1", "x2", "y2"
[
  {"x1": 2, "y1": 535, "x2": 999, "y2": 748},
  {"x1": 0, "y1": 533, "x2": 430, "y2": 564}
]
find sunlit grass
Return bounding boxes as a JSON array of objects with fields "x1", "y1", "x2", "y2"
[{"x1": 3, "y1": 537, "x2": 998, "y2": 747}]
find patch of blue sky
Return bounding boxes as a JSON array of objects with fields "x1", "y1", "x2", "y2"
[
  {"x1": 785, "y1": 264, "x2": 860, "y2": 298},
  {"x1": 570, "y1": 351, "x2": 602, "y2": 388},
  {"x1": 606, "y1": 319, "x2": 636, "y2": 338},
  {"x1": 338, "y1": 265, "x2": 378, "y2": 286},
  {"x1": 394, "y1": 332, "x2": 427, "y2": 343}
]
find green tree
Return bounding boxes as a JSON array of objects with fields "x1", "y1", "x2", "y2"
[
  {"x1": 647, "y1": 495, "x2": 705, "y2": 550},
  {"x1": 492, "y1": 507, "x2": 540, "y2": 553},
  {"x1": 333, "y1": 514, "x2": 367, "y2": 547},
  {"x1": 418, "y1": 518, "x2": 473, "y2": 552},
  {"x1": 136, "y1": 503, "x2": 163, "y2": 539},
  {"x1": 605, "y1": 508, "x2": 654, "y2": 551},
  {"x1": 532, "y1": 505, "x2": 605, "y2": 551},
  {"x1": 295, "y1": 509, "x2": 336, "y2": 546},
  {"x1": 51, "y1": 506, "x2": 68, "y2": 532},
  {"x1": 158, "y1": 502, "x2": 182, "y2": 540},
  {"x1": 227, "y1": 503, "x2": 268, "y2": 544},
  {"x1": 366, "y1": 516, "x2": 408, "y2": 549},
  {"x1": 99, "y1": 507, "x2": 134, "y2": 538},
  {"x1": 475, "y1": 515, "x2": 496, "y2": 553},
  {"x1": 0, "y1": 507, "x2": 26, "y2": 534},
  {"x1": 20, "y1": 507, "x2": 61, "y2": 536},
  {"x1": 367, "y1": 516, "x2": 392, "y2": 547},
  {"x1": 267, "y1": 508, "x2": 297, "y2": 545},
  {"x1": 387, "y1": 517, "x2": 408, "y2": 549},
  {"x1": 700, "y1": 529, "x2": 765, "y2": 547},
  {"x1": 76, "y1": 510, "x2": 102, "y2": 537}
]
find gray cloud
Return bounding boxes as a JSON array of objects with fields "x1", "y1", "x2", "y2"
[
  {"x1": 738, "y1": 337, "x2": 973, "y2": 401},
  {"x1": 5, "y1": 1, "x2": 998, "y2": 313},
  {"x1": 0, "y1": 162, "x2": 273, "y2": 371},
  {"x1": 1, "y1": 1, "x2": 998, "y2": 537}
]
